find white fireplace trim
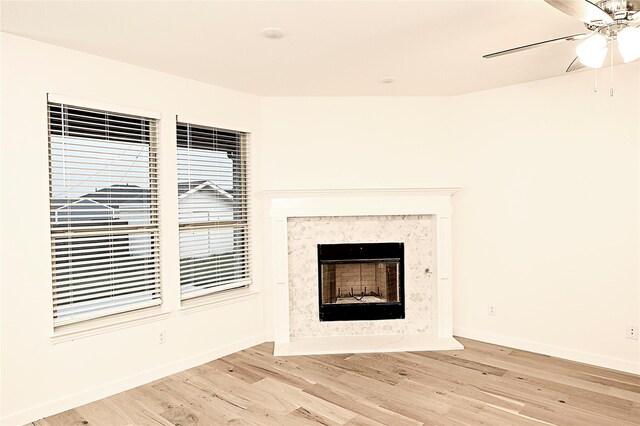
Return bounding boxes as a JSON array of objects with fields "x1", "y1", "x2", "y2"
[{"x1": 264, "y1": 188, "x2": 462, "y2": 355}]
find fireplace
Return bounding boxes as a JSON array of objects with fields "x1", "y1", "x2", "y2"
[
  {"x1": 268, "y1": 189, "x2": 461, "y2": 356},
  {"x1": 318, "y1": 242, "x2": 405, "y2": 322}
]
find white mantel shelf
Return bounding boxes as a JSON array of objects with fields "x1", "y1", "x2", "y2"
[{"x1": 264, "y1": 187, "x2": 462, "y2": 356}]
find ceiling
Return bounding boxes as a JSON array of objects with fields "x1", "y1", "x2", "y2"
[{"x1": 1, "y1": 0, "x2": 590, "y2": 96}]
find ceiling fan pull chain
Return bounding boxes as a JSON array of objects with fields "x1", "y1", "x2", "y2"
[{"x1": 610, "y1": 38, "x2": 614, "y2": 97}]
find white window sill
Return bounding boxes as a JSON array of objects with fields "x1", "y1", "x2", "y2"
[
  {"x1": 180, "y1": 287, "x2": 260, "y2": 315},
  {"x1": 51, "y1": 307, "x2": 170, "y2": 344},
  {"x1": 50, "y1": 289, "x2": 260, "y2": 343}
]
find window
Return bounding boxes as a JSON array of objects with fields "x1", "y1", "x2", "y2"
[
  {"x1": 177, "y1": 121, "x2": 251, "y2": 300},
  {"x1": 48, "y1": 101, "x2": 160, "y2": 327}
]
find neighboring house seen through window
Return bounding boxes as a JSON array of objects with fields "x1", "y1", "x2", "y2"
[
  {"x1": 177, "y1": 122, "x2": 251, "y2": 299},
  {"x1": 48, "y1": 101, "x2": 160, "y2": 326}
]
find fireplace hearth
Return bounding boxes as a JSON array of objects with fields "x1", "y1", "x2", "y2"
[{"x1": 318, "y1": 242, "x2": 405, "y2": 322}]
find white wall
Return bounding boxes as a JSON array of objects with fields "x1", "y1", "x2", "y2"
[
  {"x1": 0, "y1": 33, "x2": 265, "y2": 425},
  {"x1": 448, "y1": 65, "x2": 639, "y2": 373},
  {"x1": 260, "y1": 64, "x2": 640, "y2": 373}
]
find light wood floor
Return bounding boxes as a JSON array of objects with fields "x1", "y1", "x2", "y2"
[{"x1": 32, "y1": 338, "x2": 640, "y2": 426}]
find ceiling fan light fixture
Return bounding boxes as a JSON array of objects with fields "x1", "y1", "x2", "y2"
[
  {"x1": 576, "y1": 34, "x2": 608, "y2": 68},
  {"x1": 617, "y1": 26, "x2": 640, "y2": 62}
]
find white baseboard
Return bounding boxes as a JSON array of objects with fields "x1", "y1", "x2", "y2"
[
  {"x1": 454, "y1": 326, "x2": 640, "y2": 375},
  {"x1": 1, "y1": 333, "x2": 266, "y2": 426}
]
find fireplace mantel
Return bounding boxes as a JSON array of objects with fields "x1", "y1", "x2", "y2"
[{"x1": 264, "y1": 188, "x2": 463, "y2": 356}]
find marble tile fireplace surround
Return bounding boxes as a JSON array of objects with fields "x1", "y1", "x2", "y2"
[{"x1": 265, "y1": 189, "x2": 463, "y2": 356}]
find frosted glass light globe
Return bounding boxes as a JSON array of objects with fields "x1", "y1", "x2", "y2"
[
  {"x1": 617, "y1": 26, "x2": 640, "y2": 63},
  {"x1": 576, "y1": 34, "x2": 608, "y2": 68}
]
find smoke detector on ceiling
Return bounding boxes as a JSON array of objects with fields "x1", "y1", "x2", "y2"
[{"x1": 261, "y1": 27, "x2": 287, "y2": 40}]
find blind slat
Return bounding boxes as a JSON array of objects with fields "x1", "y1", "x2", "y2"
[
  {"x1": 53, "y1": 298, "x2": 162, "y2": 327},
  {"x1": 54, "y1": 260, "x2": 159, "y2": 279},
  {"x1": 53, "y1": 282, "x2": 159, "y2": 303},
  {"x1": 52, "y1": 254, "x2": 160, "y2": 270}
]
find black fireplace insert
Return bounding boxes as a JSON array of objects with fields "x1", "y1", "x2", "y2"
[{"x1": 317, "y1": 242, "x2": 405, "y2": 322}]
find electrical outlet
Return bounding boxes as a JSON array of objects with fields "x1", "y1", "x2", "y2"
[
  {"x1": 627, "y1": 325, "x2": 638, "y2": 340},
  {"x1": 158, "y1": 329, "x2": 166, "y2": 344},
  {"x1": 488, "y1": 305, "x2": 496, "y2": 316}
]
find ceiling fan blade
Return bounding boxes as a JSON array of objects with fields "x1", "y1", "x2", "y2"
[
  {"x1": 483, "y1": 34, "x2": 587, "y2": 59},
  {"x1": 566, "y1": 56, "x2": 586, "y2": 72},
  {"x1": 544, "y1": 0, "x2": 613, "y2": 25}
]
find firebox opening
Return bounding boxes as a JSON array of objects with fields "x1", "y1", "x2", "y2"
[{"x1": 318, "y1": 242, "x2": 405, "y2": 322}]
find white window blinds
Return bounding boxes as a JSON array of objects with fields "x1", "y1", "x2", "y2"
[
  {"x1": 177, "y1": 122, "x2": 251, "y2": 300},
  {"x1": 48, "y1": 101, "x2": 161, "y2": 326}
]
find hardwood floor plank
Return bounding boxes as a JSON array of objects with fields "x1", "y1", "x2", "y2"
[
  {"x1": 72, "y1": 400, "x2": 132, "y2": 426},
  {"x1": 253, "y1": 377, "x2": 358, "y2": 424},
  {"x1": 225, "y1": 350, "x2": 314, "y2": 389},
  {"x1": 457, "y1": 339, "x2": 640, "y2": 392},
  {"x1": 236, "y1": 404, "x2": 311, "y2": 426},
  {"x1": 342, "y1": 415, "x2": 388, "y2": 426},
  {"x1": 330, "y1": 371, "x2": 454, "y2": 420},
  {"x1": 103, "y1": 393, "x2": 175, "y2": 426},
  {"x1": 347, "y1": 351, "x2": 524, "y2": 412},
  {"x1": 150, "y1": 379, "x2": 248, "y2": 425},
  {"x1": 507, "y1": 347, "x2": 640, "y2": 383},
  {"x1": 287, "y1": 406, "x2": 343, "y2": 426},
  {"x1": 205, "y1": 358, "x2": 265, "y2": 384},
  {"x1": 419, "y1": 345, "x2": 631, "y2": 403},
  {"x1": 179, "y1": 365, "x2": 297, "y2": 415},
  {"x1": 307, "y1": 354, "x2": 403, "y2": 385},
  {"x1": 32, "y1": 410, "x2": 89, "y2": 426},
  {"x1": 303, "y1": 383, "x2": 422, "y2": 426},
  {"x1": 445, "y1": 404, "x2": 550, "y2": 426},
  {"x1": 410, "y1": 351, "x2": 508, "y2": 377}
]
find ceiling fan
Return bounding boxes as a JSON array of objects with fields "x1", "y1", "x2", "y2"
[{"x1": 484, "y1": 0, "x2": 640, "y2": 72}]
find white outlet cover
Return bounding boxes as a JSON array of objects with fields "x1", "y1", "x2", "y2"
[{"x1": 627, "y1": 325, "x2": 638, "y2": 340}]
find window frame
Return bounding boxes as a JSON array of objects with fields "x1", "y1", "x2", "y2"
[
  {"x1": 47, "y1": 95, "x2": 163, "y2": 329},
  {"x1": 176, "y1": 118, "x2": 252, "y2": 301}
]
